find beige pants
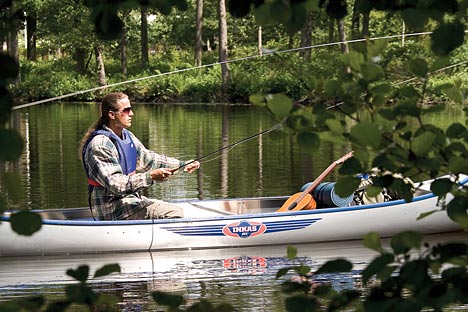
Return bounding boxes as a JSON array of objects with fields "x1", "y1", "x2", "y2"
[{"x1": 127, "y1": 199, "x2": 183, "y2": 220}]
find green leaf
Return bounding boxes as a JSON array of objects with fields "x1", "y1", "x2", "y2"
[
  {"x1": 401, "y1": 8, "x2": 427, "y2": 30},
  {"x1": 287, "y1": 245, "x2": 298, "y2": 259},
  {"x1": 390, "y1": 231, "x2": 422, "y2": 255},
  {"x1": 249, "y1": 94, "x2": 265, "y2": 106},
  {"x1": 66, "y1": 265, "x2": 90, "y2": 283},
  {"x1": 1, "y1": 172, "x2": 25, "y2": 203},
  {"x1": 151, "y1": 291, "x2": 184, "y2": 308},
  {"x1": 363, "y1": 232, "x2": 383, "y2": 252},
  {"x1": 270, "y1": 0, "x2": 292, "y2": 23},
  {"x1": 0, "y1": 53, "x2": 19, "y2": 80},
  {"x1": 10, "y1": 211, "x2": 42, "y2": 236},
  {"x1": 94, "y1": 263, "x2": 121, "y2": 278},
  {"x1": 335, "y1": 176, "x2": 361, "y2": 197},
  {"x1": 315, "y1": 259, "x2": 352, "y2": 274},
  {"x1": 446, "y1": 122, "x2": 466, "y2": 139},
  {"x1": 297, "y1": 132, "x2": 320, "y2": 153},
  {"x1": 340, "y1": 51, "x2": 365, "y2": 71},
  {"x1": 412, "y1": 131, "x2": 436, "y2": 156},
  {"x1": 408, "y1": 58, "x2": 428, "y2": 77},
  {"x1": 0, "y1": 129, "x2": 24, "y2": 161},
  {"x1": 443, "y1": 86, "x2": 464, "y2": 104},
  {"x1": 431, "y1": 21, "x2": 466, "y2": 56},
  {"x1": 447, "y1": 195, "x2": 468, "y2": 228},
  {"x1": 276, "y1": 267, "x2": 291, "y2": 279},
  {"x1": 430, "y1": 178, "x2": 454, "y2": 196},
  {"x1": 367, "y1": 39, "x2": 388, "y2": 58},
  {"x1": 338, "y1": 157, "x2": 363, "y2": 175},
  {"x1": 362, "y1": 253, "x2": 394, "y2": 284},
  {"x1": 350, "y1": 122, "x2": 382, "y2": 149},
  {"x1": 361, "y1": 63, "x2": 385, "y2": 82},
  {"x1": 265, "y1": 93, "x2": 293, "y2": 120}
]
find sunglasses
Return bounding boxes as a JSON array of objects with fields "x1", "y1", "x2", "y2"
[{"x1": 115, "y1": 107, "x2": 133, "y2": 115}]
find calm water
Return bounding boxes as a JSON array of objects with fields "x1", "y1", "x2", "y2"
[{"x1": 1, "y1": 103, "x2": 467, "y2": 310}]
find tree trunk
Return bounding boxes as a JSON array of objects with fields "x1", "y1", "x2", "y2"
[
  {"x1": 7, "y1": 1, "x2": 20, "y2": 85},
  {"x1": 362, "y1": 10, "x2": 370, "y2": 37},
  {"x1": 195, "y1": 0, "x2": 203, "y2": 66},
  {"x1": 218, "y1": 0, "x2": 230, "y2": 97},
  {"x1": 121, "y1": 26, "x2": 128, "y2": 77},
  {"x1": 258, "y1": 26, "x2": 262, "y2": 56},
  {"x1": 351, "y1": 0, "x2": 361, "y2": 39},
  {"x1": 26, "y1": 11, "x2": 37, "y2": 61},
  {"x1": 337, "y1": 19, "x2": 349, "y2": 54},
  {"x1": 140, "y1": 6, "x2": 149, "y2": 68},
  {"x1": 94, "y1": 43, "x2": 107, "y2": 87},
  {"x1": 328, "y1": 18, "x2": 335, "y2": 50},
  {"x1": 299, "y1": 11, "x2": 313, "y2": 60},
  {"x1": 74, "y1": 48, "x2": 87, "y2": 74}
]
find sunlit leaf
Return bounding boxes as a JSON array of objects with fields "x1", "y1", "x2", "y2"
[
  {"x1": 340, "y1": 51, "x2": 365, "y2": 71},
  {"x1": 249, "y1": 94, "x2": 265, "y2": 106},
  {"x1": 287, "y1": 245, "x2": 298, "y2": 259},
  {"x1": 367, "y1": 39, "x2": 388, "y2": 58},
  {"x1": 412, "y1": 131, "x2": 436, "y2": 156},
  {"x1": 265, "y1": 93, "x2": 293, "y2": 120},
  {"x1": 66, "y1": 265, "x2": 90, "y2": 283},
  {"x1": 390, "y1": 231, "x2": 422, "y2": 255},
  {"x1": 443, "y1": 86, "x2": 464, "y2": 104},
  {"x1": 10, "y1": 211, "x2": 42, "y2": 236},
  {"x1": 448, "y1": 156, "x2": 468, "y2": 174},
  {"x1": 363, "y1": 232, "x2": 383, "y2": 252},
  {"x1": 94, "y1": 263, "x2": 121, "y2": 278},
  {"x1": 315, "y1": 258, "x2": 352, "y2": 274},
  {"x1": 350, "y1": 122, "x2": 382, "y2": 149}
]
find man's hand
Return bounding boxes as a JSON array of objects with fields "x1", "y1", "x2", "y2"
[{"x1": 150, "y1": 168, "x2": 174, "y2": 182}]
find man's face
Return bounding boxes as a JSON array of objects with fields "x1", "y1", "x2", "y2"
[{"x1": 113, "y1": 97, "x2": 134, "y2": 129}]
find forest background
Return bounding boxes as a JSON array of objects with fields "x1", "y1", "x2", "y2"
[{"x1": 3, "y1": 0, "x2": 467, "y2": 105}]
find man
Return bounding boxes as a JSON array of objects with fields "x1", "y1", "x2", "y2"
[{"x1": 81, "y1": 92, "x2": 200, "y2": 220}]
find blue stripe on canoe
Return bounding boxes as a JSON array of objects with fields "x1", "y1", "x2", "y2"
[{"x1": 160, "y1": 218, "x2": 321, "y2": 236}]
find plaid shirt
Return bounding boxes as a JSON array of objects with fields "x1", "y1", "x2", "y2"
[{"x1": 83, "y1": 125, "x2": 184, "y2": 220}]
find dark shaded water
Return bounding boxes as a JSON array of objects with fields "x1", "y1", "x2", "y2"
[{"x1": 1, "y1": 103, "x2": 466, "y2": 310}]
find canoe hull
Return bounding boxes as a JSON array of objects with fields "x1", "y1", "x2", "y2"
[{"x1": 0, "y1": 190, "x2": 461, "y2": 256}]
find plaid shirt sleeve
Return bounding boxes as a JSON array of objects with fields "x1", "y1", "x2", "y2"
[{"x1": 85, "y1": 130, "x2": 185, "y2": 220}]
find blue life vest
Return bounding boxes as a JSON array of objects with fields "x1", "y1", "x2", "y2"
[{"x1": 82, "y1": 129, "x2": 137, "y2": 188}]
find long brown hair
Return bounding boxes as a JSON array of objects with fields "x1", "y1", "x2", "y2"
[{"x1": 79, "y1": 92, "x2": 129, "y2": 158}]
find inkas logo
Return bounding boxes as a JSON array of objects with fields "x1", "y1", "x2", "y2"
[{"x1": 222, "y1": 220, "x2": 267, "y2": 238}]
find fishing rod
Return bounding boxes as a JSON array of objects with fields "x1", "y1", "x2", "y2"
[{"x1": 170, "y1": 122, "x2": 283, "y2": 172}]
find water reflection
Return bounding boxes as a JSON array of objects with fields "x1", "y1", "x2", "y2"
[
  {"x1": 4, "y1": 103, "x2": 465, "y2": 211},
  {"x1": 1, "y1": 232, "x2": 466, "y2": 310}
]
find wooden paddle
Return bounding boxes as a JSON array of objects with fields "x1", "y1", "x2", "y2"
[{"x1": 276, "y1": 151, "x2": 354, "y2": 212}]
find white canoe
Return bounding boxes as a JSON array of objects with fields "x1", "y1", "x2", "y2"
[{"x1": 1, "y1": 176, "x2": 466, "y2": 256}]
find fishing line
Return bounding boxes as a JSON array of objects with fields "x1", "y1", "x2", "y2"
[
  {"x1": 172, "y1": 122, "x2": 284, "y2": 171},
  {"x1": 12, "y1": 31, "x2": 440, "y2": 110}
]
